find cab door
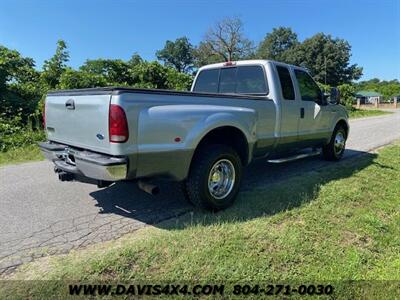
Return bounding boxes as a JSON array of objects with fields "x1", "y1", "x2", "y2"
[{"x1": 293, "y1": 69, "x2": 331, "y2": 148}]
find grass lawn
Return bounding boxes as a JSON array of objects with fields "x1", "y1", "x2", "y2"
[
  {"x1": 348, "y1": 109, "x2": 392, "y2": 119},
  {"x1": 0, "y1": 144, "x2": 44, "y2": 166},
  {"x1": 4, "y1": 142, "x2": 400, "y2": 298}
]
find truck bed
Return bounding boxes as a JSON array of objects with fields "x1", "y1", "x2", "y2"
[{"x1": 45, "y1": 86, "x2": 276, "y2": 177}]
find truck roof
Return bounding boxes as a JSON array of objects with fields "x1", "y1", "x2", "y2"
[{"x1": 198, "y1": 59, "x2": 307, "y2": 72}]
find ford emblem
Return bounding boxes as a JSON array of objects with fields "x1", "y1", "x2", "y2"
[{"x1": 96, "y1": 134, "x2": 104, "y2": 140}]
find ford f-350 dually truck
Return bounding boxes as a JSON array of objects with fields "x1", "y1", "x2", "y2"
[{"x1": 39, "y1": 60, "x2": 349, "y2": 210}]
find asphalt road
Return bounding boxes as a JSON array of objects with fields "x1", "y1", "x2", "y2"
[{"x1": 1, "y1": 110, "x2": 399, "y2": 274}]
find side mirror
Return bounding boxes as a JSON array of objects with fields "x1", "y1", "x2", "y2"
[{"x1": 329, "y1": 87, "x2": 340, "y2": 105}]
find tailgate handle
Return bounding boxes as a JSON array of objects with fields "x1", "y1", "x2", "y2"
[{"x1": 65, "y1": 99, "x2": 75, "y2": 110}]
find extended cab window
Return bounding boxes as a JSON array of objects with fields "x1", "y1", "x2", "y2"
[
  {"x1": 276, "y1": 66, "x2": 295, "y2": 100},
  {"x1": 294, "y1": 69, "x2": 322, "y2": 102},
  {"x1": 236, "y1": 66, "x2": 267, "y2": 94},
  {"x1": 193, "y1": 69, "x2": 219, "y2": 93},
  {"x1": 194, "y1": 65, "x2": 268, "y2": 95}
]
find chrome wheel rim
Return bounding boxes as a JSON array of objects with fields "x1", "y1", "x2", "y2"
[
  {"x1": 334, "y1": 131, "x2": 346, "y2": 155},
  {"x1": 208, "y1": 159, "x2": 236, "y2": 199}
]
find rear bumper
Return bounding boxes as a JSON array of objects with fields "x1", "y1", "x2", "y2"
[{"x1": 39, "y1": 142, "x2": 127, "y2": 181}]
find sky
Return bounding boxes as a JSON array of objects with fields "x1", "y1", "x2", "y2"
[{"x1": 0, "y1": 0, "x2": 399, "y2": 81}]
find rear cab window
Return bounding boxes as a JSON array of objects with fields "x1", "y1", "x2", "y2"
[
  {"x1": 219, "y1": 68, "x2": 237, "y2": 93},
  {"x1": 193, "y1": 65, "x2": 268, "y2": 95},
  {"x1": 193, "y1": 69, "x2": 219, "y2": 93}
]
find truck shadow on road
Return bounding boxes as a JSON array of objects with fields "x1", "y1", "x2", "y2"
[{"x1": 89, "y1": 149, "x2": 379, "y2": 229}]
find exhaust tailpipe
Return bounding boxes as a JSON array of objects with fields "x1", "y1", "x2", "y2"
[
  {"x1": 138, "y1": 180, "x2": 160, "y2": 196},
  {"x1": 58, "y1": 172, "x2": 74, "y2": 182}
]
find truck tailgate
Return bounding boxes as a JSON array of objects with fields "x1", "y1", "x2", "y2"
[{"x1": 45, "y1": 94, "x2": 112, "y2": 154}]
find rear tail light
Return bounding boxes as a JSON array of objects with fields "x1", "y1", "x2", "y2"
[{"x1": 109, "y1": 104, "x2": 129, "y2": 143}]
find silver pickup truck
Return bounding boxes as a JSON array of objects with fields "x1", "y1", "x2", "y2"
[{"x1": 39, "y1": 60, "x2": 349, "y2": 210}]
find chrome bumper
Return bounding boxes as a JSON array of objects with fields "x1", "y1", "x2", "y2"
[{"x1": 38, "y1": 142, "x2": 127, "y2": 181}]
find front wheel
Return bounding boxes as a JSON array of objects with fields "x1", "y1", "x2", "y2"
[
  {"x1": 322, "y1": 126, "x2": 347, "y2": 161},
  {"x1": 186, "y1": 144, "x2": 242, "y2": 211}
]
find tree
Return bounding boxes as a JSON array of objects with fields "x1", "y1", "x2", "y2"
[
  {"x1": 337, "y1": 83, "x2": 356, "y2": 109},
  {"x1": 165, "y1": 68, "x2": 193, "y2": 91},
  {"x1": 128, "y1": 53, "x2": 143, "y2": 67},
  {"x1": 128, "y1": 61, "x2": 192, "y2": 90},
  {"x1": 41, "y1": 40, "x2": 69, "y2": 88},
  {"x1": 317, "y1": 82, "x2": 331, "y2": 94},
  {"x1": 379, "y1": 83, "x2": 400, "y2": 100},
  {"x1": 286, "y1": 33, "x2": 362, "y2": 85},
  {"x1": 257, "y1": 27, "x2": 299, "y2": 62},
  {"x1": 0, "y1": 46, "x2": 38, "y2": 91},
  {"x1": 195, "y1": 17, "x2": 254, "y2": 64},
  {"x1": 80, "y1": 59, "x2": 131, "y2": 85},
  {"x1": 58, "y1": 68, "x2": 108, "y2": 89},
  {"x1": 356, "y1": 78, "x2": 400, "y2": 101},
  {"x1": 156, "y1": 37, "x2": 194, "y2": 73},
  {"x1": 0, "y1": 45, "x2": 41, "y2": 119},
  {"x1": 128, "y1": 61, "x2": 167, "y2": 89},
  {"x1": 193, "y1": 42, "x2": 223, "y2": 68}
]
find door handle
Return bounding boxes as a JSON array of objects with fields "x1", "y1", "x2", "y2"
[
  {"x1": 300, "y1": 107, "x2": 305, "y2": 118},
  {"x1": 65, "y1": 99, "x2": 75, "y2": 110}
]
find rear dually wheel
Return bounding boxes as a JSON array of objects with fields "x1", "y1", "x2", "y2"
[{"x1": 186, "y1": 144, "x2": 242, "y2": 211}]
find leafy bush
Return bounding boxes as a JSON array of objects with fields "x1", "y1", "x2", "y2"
[
  {"x1": 58, "y1": 61, "x2": 194, "y2": 91},
  {"x1": 166, "y1": 68, "x2": 193, "y2": 90},
  {"x1": 0, "y1": 115, "x2": 45, "y2": 152},
  {"x1": 129, "y1": 61, "x2": 193, "y2": 90},
  {"x1": 58, "y1": 69, "x2": 108, "y2": 89},
  {"x1": 317, "y1": 82, "x2": 331, "y2": 94},
  {"x1": 337, "y1": 83, "x2": 356, "y2": 110}
]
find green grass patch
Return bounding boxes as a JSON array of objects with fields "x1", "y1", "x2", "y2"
[
  {"x1": 0, "y1": 144, "x2": 44, "y2": 166},
  {"x1": 349, "y1": 109, "x2": 392, "y2": 119},
  {"x1": 4, "y1": 143, "x2": 400, "y2": 297}
]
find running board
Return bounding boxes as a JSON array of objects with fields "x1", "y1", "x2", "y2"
[{"x1": 267, "y1": 150, "x2": 321, "y2": 164}]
